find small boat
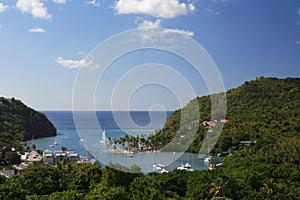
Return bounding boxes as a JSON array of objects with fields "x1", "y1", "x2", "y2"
[
  {"x1": 177, "y1": 163, "x2": 194, "y2": 171},
  {"x1": 153, "y1": 163, "x2": 165, "y2": 171},
  {"x1": 54, "y1": 139, "x2": 58, "y2": 145},
  {"x1": 161, "y1": 168, "x2": 168, "y2": 173},
  {"x1": 208, "y1": 163, "x2": 224, "y2": 171},
  {"x1": 49, "y1": 144, "x2": 54, "y2": 147},
  {"x1": 216, "y1": 162, "x2": 224, "y2": 167},
  {"x1": 65, "y1": 136, "x2": 69, "y2": 139},
  {"x1": 208, "y1": 163, "x2": 216, "y2": 171},
  {"x1": 204, "y1": 156, "x2": 212, "y2": 163},
  {"x1": 126, "y1": 153, "x2": 134, "y2": 157}
]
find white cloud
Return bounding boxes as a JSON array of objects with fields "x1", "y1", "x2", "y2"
[
  {"x1": 189, "y1": 4, "x2": 195, "y2": 12},
  {"x1": 138, "y1": 19, "x2": 161, "y2": 29},
  {"x1": 53, "y1": 0, "x2": 67, "y2": 4},
  {"x1": 138, "y1": 19, "x2": 193, "y2": 37},
  {"x1": 298, "y1": 8, "x2": 300, "y2": 15},
  {"x1": 136, "y1": 19, "x2": 193, "y2": 43},
  {"x1": 0, "y1": 3, "x2": 9, "y2": 12},
  {"x1": 205, "y1": 5, "x2": 215, "y2": 13},
  {"x1": 56, "y1": 57, "x2": 93, "y2": 69},
  {"x1": 28, "y1": 27, "x2": 47, "y2": 33},
  {"x1": 161, "y1": 28, "x2": 193, "y2": 37},
  {"x1": 115, "y1": 0, "x2": 195, "y2": 18},
  {"x1": 16, "y1": 0, "x2": 51, "y2": 19},
  {"x1": 85, "y1": 0, "x2": 100, "y2": 7},
  {"x1": 297, "y1": 41, "x2": 300, "y2": 45}
]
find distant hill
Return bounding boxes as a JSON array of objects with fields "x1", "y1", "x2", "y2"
[
  {"x1": 0, "y1": 97, "x2": 56, "y2": 148},
  {"x1": 151, "y1": 77, "x2": 300, "y2": 164}
]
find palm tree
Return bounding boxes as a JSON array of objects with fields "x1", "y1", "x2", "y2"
[
  {"x1": 140, "y1": 137, "x2": 146, "y2": 150},
  {"x1": 209, "y1": 177, "x2": 231, "y2": 198},
  {"x1": 210, "y1": 182, "x2": 222, "y2": 198},
  {"x1": 261, "y1": 178, "x2": 274, "y2": 195},
  {"x1": 113, "y1": 138, "x2": 118, "y2": 149},
  {"x1": 107, "y1": 137, "x2": 112, "y2": 149}
]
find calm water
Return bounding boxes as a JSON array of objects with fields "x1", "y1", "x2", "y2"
[{"x1": 34, "y1": 111, "x2": 211, "y2": 172}]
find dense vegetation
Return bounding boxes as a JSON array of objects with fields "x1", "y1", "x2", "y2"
[
  {"x1": 0, "y1": 97, "x2": 56, "y2": 149},
  {"x1": 0, "y1": 159, "x2": 299, "y2": 199},
  {"x1": 0, "y1": 77, "x2": 299, "y2": 199},
  {"x1": 151, "y1": 77, "x2": 300, "y2": 157}
]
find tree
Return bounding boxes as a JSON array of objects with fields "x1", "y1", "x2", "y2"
[{"x1": 5, "y1": 151, "x2": 21, "y2": 165}]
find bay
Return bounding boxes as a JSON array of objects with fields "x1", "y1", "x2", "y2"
[{"x1": 33, "y1": 111, "x2": 211, "y2": 173}]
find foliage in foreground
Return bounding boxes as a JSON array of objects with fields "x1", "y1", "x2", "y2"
[{"x1": 0, "y1": 157, "x2": 299, "y2": 200}]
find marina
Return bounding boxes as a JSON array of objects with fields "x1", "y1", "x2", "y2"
[{"x1": 31, "y1": 111, "x2": 223, "y2": 173}]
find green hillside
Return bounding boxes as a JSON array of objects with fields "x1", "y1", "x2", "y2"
[
  {"x1": 1, "y1": 78, "x2": 299, "y2": 199},
  {"x1": 151, "y1": 77, "x2": 300, "y2": 164},
  {"x1": 0, "y1": 97, "x2": 56, "y2": 149}
]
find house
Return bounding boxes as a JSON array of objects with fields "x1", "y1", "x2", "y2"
[
  {"x1": 0, "y1": 170, "x2": 15, "y2": 178},
  {"x1": 13, "y1": 162, "x2": 29, "y2": 171},
  {"x1": 221, "y1": 119, "x2": 229, "y2": 123},
  {"x1": 54, "y1": 150, "x2": 67, "y2": 162},
  {"x1": 21, "y1": 152, "x2": 29, "y2": 161},
  {"x1": 66, "y1": 151, "x2": 80, "y2": 162},
  {"x1": 27, "y1": 150, "x2": 43, "y2": 163},
  {"x1": 202, "y1": 120, "x2": 216, "y2": 127},
  {"x1": 43, "y1": 150, "x2": 54, "y2": 164}
]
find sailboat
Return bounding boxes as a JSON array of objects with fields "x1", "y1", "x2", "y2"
[
  {"x1": 203, "y1": 145, "x2": 212, "y2": 163},
  {"x1": 100, "y1": 130, "x2": 106, "y2": 143},
  {"x1": 177, "y1": 156, "x2": 194, "y2": 171}
]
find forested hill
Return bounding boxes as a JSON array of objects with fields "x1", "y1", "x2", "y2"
[
  {"x1": 0, "y1": 97, "x2": 56, "y2": 147},
  {"x1": 154, "y1": 77, "x2": 300, "y2": 158}
]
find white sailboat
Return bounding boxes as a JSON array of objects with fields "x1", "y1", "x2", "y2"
[
  {"x1": 100, "y1": 130, "x2": 106, "y2": 143},
  {"x1": 177, "y1": 162, "x2": 194, "y2": 171},
  {"x1": 177, "y1": 156, "x2": 194, "y2": 171},
  {"x1": 203, "y1": 145, "x2": 212, "y2": 163}
]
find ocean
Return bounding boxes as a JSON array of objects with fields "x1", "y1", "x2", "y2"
[{"x1": 34, "y1": 111, "x2": 211, "y2": 173}]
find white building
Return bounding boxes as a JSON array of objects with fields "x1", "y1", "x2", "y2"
[
  {"x1": 66, "y1": 151, "x2": 80, "y2": 162},
  {"x1": 54, "y1": 150, "x2": 67, "y2": 163},
  {"x1": 43, "y1": 150, "x2": 54, "y2": 164},
  {"x1": 27, "y1": 150, "x2": 43, "y2": 163}
]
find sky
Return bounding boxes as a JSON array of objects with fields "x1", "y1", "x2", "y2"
[{"x1": 0, "y1": 0, "x2": 299, "y2": 111}]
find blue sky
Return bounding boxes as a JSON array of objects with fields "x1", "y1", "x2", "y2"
[{"x1": 0, "y1": 0, "x2": 299, "y2": 111}]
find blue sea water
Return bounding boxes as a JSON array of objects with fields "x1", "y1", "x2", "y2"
[{"x1": 34, "y1": 111, "x2": 210, "y2": 172}]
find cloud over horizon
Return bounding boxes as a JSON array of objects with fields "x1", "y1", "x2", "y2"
[
  {"x1": 16, "y1": 0, "x2": 52, "y2": 19},
  {"x1": 114, "y1": 0, "x2": 195, "y2": 19}
]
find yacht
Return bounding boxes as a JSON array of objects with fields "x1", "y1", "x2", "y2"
[
  {"x1": 153, "y1": 163, "x2": 165, "y2": 171},
  {"x1": 208, "y1": 163, "x2": 224, "y2": 171},
  {"x1": 153, "y1": 163, "x2": 168, "y2": 173},
  {"x1": 204, "y1": 156, "x2": 212, "y2": 163},
  {"x1": 177, "y1": 163, "x2": 194, "y2": 171}
]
